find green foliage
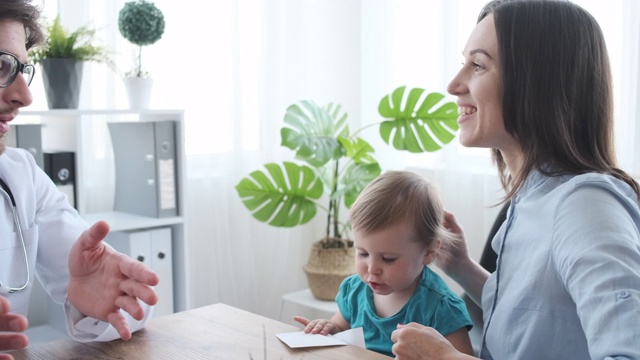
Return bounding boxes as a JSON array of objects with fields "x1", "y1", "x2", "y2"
[
  {"x1": 235, "y1": 86, "x2": 459, "y2": 244},
  {"x1": 379, "y1": 86, "x2": 459, "y2": 152},
  {"x1": 236, "y1": 162, "x2": 324, "y2": 227},
  {"x1": 118, "y1": 1, "x2": 165, "y2": 46},
  {"x1": 28, "y1": 15, "x2": 111, "y2": 64},
  {"x1": 118, "y1": 0, "x2": 165, "y2": 77}
]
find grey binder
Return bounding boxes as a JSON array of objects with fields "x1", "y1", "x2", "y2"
[
  {"x1": 108, "y1": 121, "x2": 178, "y2": 218},
  {"x1": 7, "y1": 124, "x2": 44, "y2": 169}
]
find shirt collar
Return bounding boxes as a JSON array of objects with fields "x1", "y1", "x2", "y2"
[{"x1": 516, "y1": 164, "x2": 558, "y2": 198}]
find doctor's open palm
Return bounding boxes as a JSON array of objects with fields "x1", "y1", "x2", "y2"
[{"x1": 67, "y1": 221, "x2": 159, "y2": 340}]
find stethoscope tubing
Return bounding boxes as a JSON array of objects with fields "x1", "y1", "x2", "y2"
[{"x1": 0, "y1": 178, "x2": 31, "y2": 294}]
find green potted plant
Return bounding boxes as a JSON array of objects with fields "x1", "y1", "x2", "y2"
[
  {"x1": 118, "y1": 0, "x2": 165, "y2": 109},
  {"x1": 235, "y1": 86, "x2": 459, "y2": 299},
  {"x1": 28, "y1": 15, "x2": 111, "y2": 109}
]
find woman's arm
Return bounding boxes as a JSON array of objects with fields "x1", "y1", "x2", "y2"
[
  {"x1": 444, "y1": 327, "x2": 474, "y2": 356},
  {"x1": 554, "y1": 185, "x2": 640, "y2": 359},
  {"x1": 439, "y1": 211, "x2": 490, "y2": 306}
]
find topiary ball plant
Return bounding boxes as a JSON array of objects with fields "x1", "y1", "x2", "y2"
[{"x1": 118, "y1": 0, "x2": 165, "y2": 77}]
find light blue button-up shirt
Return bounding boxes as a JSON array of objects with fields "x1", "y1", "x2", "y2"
[{"x1": 481, "y1": 170, "x2": 640, "y2": 360}]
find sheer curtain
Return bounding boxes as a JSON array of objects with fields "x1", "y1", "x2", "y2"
[{"x1": 39, "y1": 0, "x2": 640, "y2": 320}]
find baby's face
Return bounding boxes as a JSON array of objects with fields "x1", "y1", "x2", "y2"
[{"x1": 353, "y1": 221, "x2": 432, "y2": 297}]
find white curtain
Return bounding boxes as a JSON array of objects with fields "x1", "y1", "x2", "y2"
[{"x1": 34, "y1": 0, "x2": 640, "y2": 321}]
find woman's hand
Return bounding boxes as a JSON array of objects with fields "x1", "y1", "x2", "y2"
[
  {"x1": 440, "y1": 210, "x2": 490, "y2": 305},
  {"x1": 391, "y1": 323, "x2": 475, "y2": 360},
  {"x1": 437, "y1": 211, "x2": 472, "y2": 275}
]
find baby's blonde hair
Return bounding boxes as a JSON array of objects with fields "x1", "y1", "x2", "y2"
[{"x1": 350, "y1": 170, "x2": 457, "y2": 252}]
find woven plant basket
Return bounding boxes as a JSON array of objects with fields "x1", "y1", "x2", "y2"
[{"x1": 303, "y1": 238, "x2": 355, "y2": 301}]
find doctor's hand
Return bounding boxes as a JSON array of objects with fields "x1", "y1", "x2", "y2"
[
  {"x1": 0, "y1": 296, "x2": 28, "y2": 358},
  {"x1": 391, "y1": 323, "x2": 474, "y2": 360},
  {"x1": 67, "y1": 221, "x2": 159, "y2": 340}
]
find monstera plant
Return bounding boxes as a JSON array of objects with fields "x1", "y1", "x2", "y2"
[
  {"x1": 235, "y1": 85, "x2": 459, "y2": 299},
  {"x1": 236, "y1": 85, "x2": 458, "y2": 239}
]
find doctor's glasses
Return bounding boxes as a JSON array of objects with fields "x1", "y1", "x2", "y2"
[{"x1": 0, "y1": 51, "x2": 35, "y2": 88}]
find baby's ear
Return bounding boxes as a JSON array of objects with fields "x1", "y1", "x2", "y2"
[{"x1": 423, "y1": 239, "x2": 442, "y2": 265}]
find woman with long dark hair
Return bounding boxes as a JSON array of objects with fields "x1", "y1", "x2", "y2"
[{"x1": 390, "y1": 1, "x2": 640, "y2": 359}]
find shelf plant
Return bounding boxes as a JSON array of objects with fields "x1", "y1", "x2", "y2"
[
  {"x1": 28, "y1": 15, "x2": 111, "y2": 109},
  {"x1": 28, "y1": 15, "x2": 111, "y2": 65},
  {"x1": 117, "y1": 0, "x2": 165, "y2": 108},
  {"x1": 117, "y1": 0, "x2": 165, "y2": 78}
]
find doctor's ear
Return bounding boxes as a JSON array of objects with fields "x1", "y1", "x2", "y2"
[{"x1": 423, "y1": 239, "x2": 442, "y2": 265}]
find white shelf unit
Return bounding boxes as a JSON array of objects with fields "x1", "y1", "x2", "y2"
[{"x1": 16, "y1": 109, "x2": 190, "y2": 341}]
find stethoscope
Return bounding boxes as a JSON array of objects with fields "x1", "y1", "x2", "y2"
[{"x1": 0, "y1": 178, "x2": 30, "y2": 294}]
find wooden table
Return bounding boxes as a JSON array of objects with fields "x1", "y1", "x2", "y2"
[{"x1": 11, "y1": 303, "x2": 392, "y2": 359}]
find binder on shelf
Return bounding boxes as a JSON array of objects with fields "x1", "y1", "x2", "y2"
[
  {"x1": 108, "y1": 121, "x2": 178, "y2": 218},
  {"x1": 7, "y1": 124, "x2": 44, "y2": 169},
  {"x1": 106, "y1": 227, "x2": 174, "y2": 317},
  {"x1": 43, "y1": 151, "x2": 76, "y2": 208}
]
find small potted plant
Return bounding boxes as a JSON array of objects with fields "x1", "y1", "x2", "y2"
[
  {"x1": 118, "y1": 0, "x2": 165, "y2": 109},
  {"x1": 29, "y1": 15, "x2": 111, "y2": 109},
  {"x1": 235, "y1": 86, "x2": 459, "y2": 300}
]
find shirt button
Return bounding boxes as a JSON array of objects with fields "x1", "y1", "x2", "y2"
[{"x1": 616, "y1": 291, "x2": 631, "y2": 300}]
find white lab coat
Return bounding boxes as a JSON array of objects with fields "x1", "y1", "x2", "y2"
[{"x1": 0, "y1": 147, "x2": 151, "y2": 342}]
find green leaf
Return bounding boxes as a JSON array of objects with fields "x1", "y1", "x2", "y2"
[
  {"x1": 338, "y1": 136, "x2": 377, "y2": 165},
  {"x1": 378, "y1": 86, "x2": 459, "y2": 152},
  {"x1": 281, "y1": 100, "x2": 349, "y2": 167},
  {"x1": 235, "y1": 162, "x2": 323, "y2": 227},
  {"x1": 118, "y1": 1, "x2": 165, "y2": 46},
  {"x1": 337, "y1": 162, "x2": 382, "y2": 208},
  {"x1": 28, "y1": 15, "x2": 111, "y2": 65}
]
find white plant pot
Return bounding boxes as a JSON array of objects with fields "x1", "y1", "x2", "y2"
[{"x1": 124, "y1": 77, "x2": 154, "y2": 109}]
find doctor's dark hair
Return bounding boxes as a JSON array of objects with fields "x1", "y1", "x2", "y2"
[
  {"x1": 0, "y1": 0, "x2": 46, "y2": 50},
  {"x1": 479, "y1": 0, "x2": 640, "y2": 200},
  {"x1": 349, "y1": 170, "x2": 457, "y2": 252}
]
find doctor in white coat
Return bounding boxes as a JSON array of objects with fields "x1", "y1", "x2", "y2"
[{"x1": 0, "y1": 0, "x2": 159, "y2": 355}]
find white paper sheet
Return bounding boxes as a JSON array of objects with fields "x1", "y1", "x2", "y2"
[{"x1": 275, "y1": 327, "x2": 365, "y2": 349}]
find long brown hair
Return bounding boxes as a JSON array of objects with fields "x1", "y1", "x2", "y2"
[{"x1": 479, "y1": 0, "x2": 640, "y2": 200}]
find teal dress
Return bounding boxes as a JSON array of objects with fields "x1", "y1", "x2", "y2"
[{"x1": 336, "y1": 267, "x2": 472, "y2": 357}]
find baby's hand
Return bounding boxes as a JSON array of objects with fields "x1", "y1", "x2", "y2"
[{"x1": 293, "y1": 316, "x2": 338, "y2": 335}]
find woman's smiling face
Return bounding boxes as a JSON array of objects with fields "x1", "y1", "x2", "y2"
[{"x1": 447, "y1": 14, "x2": 519, "y2": 155}]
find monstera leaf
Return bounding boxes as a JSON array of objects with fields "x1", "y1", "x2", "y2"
[
  {"x1": 378, "y1": 86, "x2": 459, "y2": 152},
  {"x1": 337, "y1": 162, "x2": 381, "y2": 208},
  {"x1": 339, "y1": 136, "x2": 377, "y2": 165},
  {"x1": 335, "y1": 136, "x2": 381, "y2": 207},
  {"x1": 281, "y1": 101, "x2": 349, "y2": 167},
  {"x1": 235, "y1": 162, "x2": 323, "y2": 227},
  {"x1": 236, "y1": 87, "x2": 458, "y2": 240}
]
